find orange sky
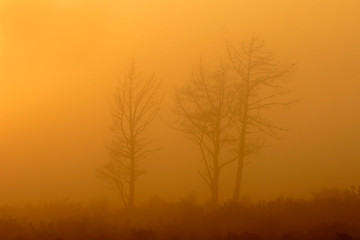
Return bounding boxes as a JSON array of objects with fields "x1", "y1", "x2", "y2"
[{"x1": 0, "y1": 0, "x2": 360, "y2": 205}]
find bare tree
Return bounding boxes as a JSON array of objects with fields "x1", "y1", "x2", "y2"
[
  {"x1": 227, "y1": 37, "x2": 296, "y2": 202},
  {"x1": 98, "y1": 63, "x2": 161, "y2": 209},
  {"x1": 174, "y1": 63, "x2": 235, "y2": 206}
]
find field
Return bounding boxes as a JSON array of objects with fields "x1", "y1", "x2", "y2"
[{"x1": 1, "y1": 188, "x2": 359, "y2": 240}]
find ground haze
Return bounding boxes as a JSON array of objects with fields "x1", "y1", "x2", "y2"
[{"x1": 0, "y1": 2, "x2": 360, "y2": 238}]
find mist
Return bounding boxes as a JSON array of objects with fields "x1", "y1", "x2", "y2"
[{"x1": 1, "y1": 0, "x2": 360, "y2": 207}]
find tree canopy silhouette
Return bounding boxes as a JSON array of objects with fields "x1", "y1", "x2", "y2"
[
  {"x1": 227, "y1": 37, "x2": 296, "y2": 202},
  {"x1": 174, "y1": 63, "x2": 235, "y2": 206},
  {"x1": 98, "y1": 63, "x2": 162, "y2": 209}
]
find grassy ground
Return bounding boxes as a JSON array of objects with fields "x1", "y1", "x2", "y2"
[{"x1": 1, "y1": 188, "x2": 360, "y2": 240}]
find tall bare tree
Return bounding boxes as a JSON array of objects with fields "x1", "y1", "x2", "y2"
[
  {"x1": 174, "y1": 63, "x2": 235, "y2": 206},
  {"x1": 227, "y1": 37, "x2": 296, "y2": 202},
  {"x1": 98, "y1": 63, "x2": 161, "y2": 209}
]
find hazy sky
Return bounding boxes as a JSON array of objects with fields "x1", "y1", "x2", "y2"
[{"x1": 0, "y1": 0, "x2": 360, "y2": 205}]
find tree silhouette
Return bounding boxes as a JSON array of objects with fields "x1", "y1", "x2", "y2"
[
  {"x1": 98, "y1": 63, "x2": 161, "y2": 209},
  {"x1": 227, "y1": 37, "x2": 296, "y2": 202},
  {"x1": 174, "y1": 63, "x2": 235, "y2": 206}
]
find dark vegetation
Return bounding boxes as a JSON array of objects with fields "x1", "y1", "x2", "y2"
[{"x1": 1, "y1": 187, "x2": 360, "y2": 240}]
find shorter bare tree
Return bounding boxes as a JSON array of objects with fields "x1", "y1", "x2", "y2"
[
  {"x1": 98, "y1": 63, "x2": 161, "y2": 209},
  {"x1": 174, "y1": 63, "x2": 235, "y2": 206}
]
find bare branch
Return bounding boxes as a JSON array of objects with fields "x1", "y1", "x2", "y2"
[{"x1": 98, "y1": 62, "x2": 161, "y2": 209}]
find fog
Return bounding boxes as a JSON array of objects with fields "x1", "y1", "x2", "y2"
[{"x1": 0, "y1": 0, "x2": 360, "y2": 205}]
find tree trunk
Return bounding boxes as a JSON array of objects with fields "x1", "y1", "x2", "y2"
[
  {"x1": 233, "y1": 153, "x2": 244, "y2": 202},
  {"x1": 129, "y1": 156, "x2": 135, "y2": 210},
  {"x1": 211, "y1": 168, "x2": 219, "y2": 206},
  {"x1": 233, "y1": 85, "x2": 249, "y2": 202},
  {"x1": 233, "y1": 101, "x2": 248, "y2": 202},
  {"x1": 129, "y1": 183, "x2": 135, "y2": 210},
  {"x1": 212, "y1": 122, "x2": 221, "y2": 206}
]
